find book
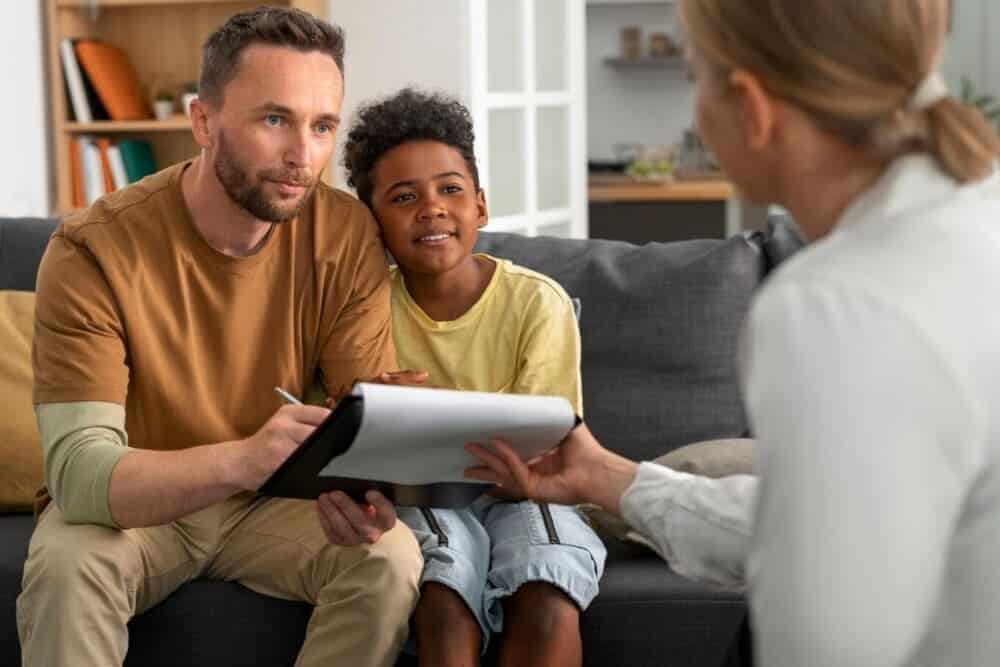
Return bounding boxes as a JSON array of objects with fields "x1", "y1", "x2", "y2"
[
  {"x1": 116, "y1": 139, "x2": 157, "y2": 183},
  {"x1": 260, "y1": 383, "x2": 578, "y2": 508},
  {"x1": 74, "y1": 40, "x2": 150, "y2": 121},
  {"x1": 106, "y1": 144, "x2": 129, "y2": 191},
  {"x1": 69, "y1": 137, "x2": 85, "y2": 209},
  {"x1": 60, "y1": 39, "x2": 91, "y2": 123},
  {"x1": 95, "y1": 138, "x2": 115, "y2": 194},
  {"x1": 78, "y1": 137, "x2": 105, "y2": 205}
]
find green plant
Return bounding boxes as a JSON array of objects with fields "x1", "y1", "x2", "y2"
[{"x1": 959, "y1": 76, "x2": 1000, "y2": 131}]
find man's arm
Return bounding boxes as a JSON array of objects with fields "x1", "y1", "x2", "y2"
[{"x1": 38, "y1": 401, "x2": 330, "y2": 528}]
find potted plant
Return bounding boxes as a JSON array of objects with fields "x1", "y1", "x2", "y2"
[
  {"x1": 960, "y1": 76, "x2": 1000, "y2": 133},
  {"x1": 152, "y1": 88, "x2": 175, "y2": 121}
]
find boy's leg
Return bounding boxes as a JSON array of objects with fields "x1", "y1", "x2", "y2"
[
  {"x1": 207, "y1": 496, "x2": 422, "y2": 667},
  {"x1": 397, "y1": 505, "x2": 492, "y2": 666},
  {"x1": 17, "y1": 502, "x2": 215, "y2": 666},
  {"x1": 481, "y1": 501, "x2": 608, "y2": 667}
]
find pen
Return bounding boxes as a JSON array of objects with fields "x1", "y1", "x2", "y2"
[{"x1": 274, "y1": 386, "x2": 303, "y2": 405}]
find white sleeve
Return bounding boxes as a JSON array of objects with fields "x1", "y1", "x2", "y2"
[
  {"x1": 620, "y1": 462, "x2": 757, "y2": 589},
  {"x1": 743, "y1": 281, "x2": 983, "y2": 667}
]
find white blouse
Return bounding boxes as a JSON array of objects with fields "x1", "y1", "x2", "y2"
[{"x1": 621, "y1": 155, "x2": 1000, "y2": 667}]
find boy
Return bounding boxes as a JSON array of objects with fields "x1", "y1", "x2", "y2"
[{"x1": 328, "y1": 88, "x2": 607, "y2": 666}]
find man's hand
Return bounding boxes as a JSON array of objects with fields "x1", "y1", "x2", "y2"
[
  {"x1": 464, "y1": 423, "x2": 639, "y2": 515},
  {"x1": 317, "y1": 490, "x2": 397, "y2": 546},
  {"x1": 233, "y1": 404, "x2": 330, "y2": 491}
]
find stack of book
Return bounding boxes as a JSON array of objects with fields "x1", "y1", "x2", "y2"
[
  {"x1": 71, "y1": 137, "x2": 157, "y2": 208},
  {"x1": 60, "y1": 38, "x2": 150, "y2": 123}
]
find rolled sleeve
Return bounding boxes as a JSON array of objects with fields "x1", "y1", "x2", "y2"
[{"x1": 36, "y1": 401, "x2": 130, "y2": 527}]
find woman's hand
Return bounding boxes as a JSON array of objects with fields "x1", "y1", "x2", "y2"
[{"x1": 464, "y1": 423, "x2": 638, "y2": 513}]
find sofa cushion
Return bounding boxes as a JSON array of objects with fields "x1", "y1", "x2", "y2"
[
  {"x1": 0, "y1": 218, "x2": 57, "y2": 292},
  {"x1": 474, "y1": 231, "x2": 765, "y2": 461},
  {"x1": 0, "y1": 291, "x2": 43, "y2": 512}
]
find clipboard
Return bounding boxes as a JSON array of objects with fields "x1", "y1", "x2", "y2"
[{"x1": 259, "y1": 383, "x2": 578, "y2": 508}]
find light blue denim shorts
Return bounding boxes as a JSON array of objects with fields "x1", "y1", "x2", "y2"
[{"x1": 398, "y1": 496, "x2": 607, "y2": 649}]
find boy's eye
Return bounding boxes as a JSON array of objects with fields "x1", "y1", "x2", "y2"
[
  {"x1": 391, "y1": 192, "x2": 416, "y2": 204},
  {"x1": 442, "y1": 184, "x2": 462, "y2": 194}
]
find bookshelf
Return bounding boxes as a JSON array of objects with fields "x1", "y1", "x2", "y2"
[{"x1": 46, "y1": 0, "x2": 327, "y2": 214}]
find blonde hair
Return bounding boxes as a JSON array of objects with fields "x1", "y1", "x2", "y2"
[{"x1": 680, "y1": 0, "x2": 999, "y2": 183}]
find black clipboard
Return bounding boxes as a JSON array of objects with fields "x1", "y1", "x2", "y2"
[{"x1": 258, "y1": 393, "x2": 494, "y2": 508}]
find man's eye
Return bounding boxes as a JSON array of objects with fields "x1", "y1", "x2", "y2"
[
  {"x1": 265, "y1": 115, "x2": 283, "y2": 127},
  {"x1": 315, "y1": 123, "x2": 333, "y2": 135}
]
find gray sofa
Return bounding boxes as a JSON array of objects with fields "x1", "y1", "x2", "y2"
[{"x1": 0, "y1": 214, "x2": 803, "y2": 666}]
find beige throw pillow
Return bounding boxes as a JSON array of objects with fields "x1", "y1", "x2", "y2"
[
  {"x1": 580, "y1": 437, "x2": 754, "y2": 545},
  {"x1": 0, "y1": 291, "x2": 44, "y2": 513}
]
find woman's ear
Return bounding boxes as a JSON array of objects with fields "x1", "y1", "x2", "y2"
[
  {"x1": 729, "y1": 69, "x2": 778, "y2": 151},
  {"x1": 476, "y1": 189, "x2": 488, "y2": 228}
]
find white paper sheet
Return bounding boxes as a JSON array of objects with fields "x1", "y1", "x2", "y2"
[{"x1": 318, "y1": 383, "x2": 576, "y2": 485}]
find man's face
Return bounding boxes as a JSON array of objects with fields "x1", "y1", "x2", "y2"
[
  {"x1": 369, "y1": 140, "x2": 486, "y2": 278},
  {"x1": 207, "y1": 45, "x2": 343, "y2": 222}
]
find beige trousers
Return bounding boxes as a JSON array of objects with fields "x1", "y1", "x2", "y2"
[{"x1": 16, "y1": 492, "x2": 422, "y2": 667}]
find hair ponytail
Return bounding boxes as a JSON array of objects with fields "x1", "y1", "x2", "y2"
[{"x1": 925, "y1": 99, "x2": 999, "y2": 183}]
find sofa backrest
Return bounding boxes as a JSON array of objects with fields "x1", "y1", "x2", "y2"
[
  {"x1": 0, "y1": 218, "x2": 59, "y2": 292},
  {"x1": 476, "y1": 220, "x2": 803, "y2": 461},
  {"x1": 2, "y1": 216, "x2": 803, "y2": 462}
]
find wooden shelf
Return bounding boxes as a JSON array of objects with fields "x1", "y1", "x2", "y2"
[{"x1": 65, "y1": 115, "x2": 191, "y2": 133}]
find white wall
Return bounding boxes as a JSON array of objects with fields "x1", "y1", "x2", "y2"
[
  {"x1": 586, "y1": 2, "x2": 691, "y2": 162},
  {"x1": 1, "y1": 1, "x2": 49, "y2": 217},
  {"x1": 328, "y1": 0, "x2": 470, "y2": 187},
  {"x1": 943, "y1": 0, "x2": 1000, "y2": 97}
]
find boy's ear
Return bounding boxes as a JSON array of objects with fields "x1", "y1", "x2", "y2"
[{"x1": 476, "y1": 189, "x2": 488, "y2": 229}]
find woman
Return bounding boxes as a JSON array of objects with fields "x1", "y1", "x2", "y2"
[{"x1": 466, "y1": 1, "x2": 1000, "y2": 664}]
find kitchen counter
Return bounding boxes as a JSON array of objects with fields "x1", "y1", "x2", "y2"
[
  {"x1": 588, "y1": 173, "x2": 734, "y2": 202},
  {"x1": 587, "y1": 172, "x2": 743, "y2": 243}
]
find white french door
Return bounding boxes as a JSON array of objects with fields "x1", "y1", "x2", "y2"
[{"x1": 468, "y1": 0, "x2": 588, "y2": 238}]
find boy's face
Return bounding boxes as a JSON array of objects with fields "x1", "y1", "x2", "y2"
[{"x1": 370, "y1": 140, "x2": 487, "y2": 278}]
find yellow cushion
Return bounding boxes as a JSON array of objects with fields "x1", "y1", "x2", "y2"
[{"x1": 0, "y1": 291, "x2": 43, "y2": 512}]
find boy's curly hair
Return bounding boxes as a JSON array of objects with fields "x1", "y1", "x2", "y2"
[{"x1": 343, "y1": 88, "x2": 480, "y2": 208}]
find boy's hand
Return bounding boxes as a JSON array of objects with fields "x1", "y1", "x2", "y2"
[
  {"x1": 317, "y1": 490, "x2": 397, "y2": 546},
  {"x1": 371, "y1": 369, "x2": 431, "y2": 387}
]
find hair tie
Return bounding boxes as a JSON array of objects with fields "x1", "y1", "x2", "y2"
[{"x1": 909, "y1": 71, "x2": 949, "y2": 110}]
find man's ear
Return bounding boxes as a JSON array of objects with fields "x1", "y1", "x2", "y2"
[
  {"x1": 189, "y1": 98, "x2": 215, "y2": 150},
  {"x1": 729, "y1": 69, "x2": 778, "y2": 151},
  {"x1": 476, "y1": 189, "x2": 488, "y2": 229}
]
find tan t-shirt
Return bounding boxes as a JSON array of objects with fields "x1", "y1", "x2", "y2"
[{"x1": 33, "y1": 160, "x2": 396, "y2": 452}]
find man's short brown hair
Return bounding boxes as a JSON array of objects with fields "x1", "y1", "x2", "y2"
[{"x1": 198, "y1": 6, "x2": 345, "y2": 108}]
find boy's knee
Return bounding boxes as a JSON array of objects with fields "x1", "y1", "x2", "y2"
[{"x1": 505, "y1": 582, "x2": 580, "y2": 634}]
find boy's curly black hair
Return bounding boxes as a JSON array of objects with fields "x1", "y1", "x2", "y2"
[{"x1": 343, "y1": 88, "x2": 480, "y2": 208}]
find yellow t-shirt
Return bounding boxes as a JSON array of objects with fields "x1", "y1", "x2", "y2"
[{"x1": 390, "y1": 254, "x2": 582, "y2": 414}]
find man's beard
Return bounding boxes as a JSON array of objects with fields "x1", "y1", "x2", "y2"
[{"x1": 214, "y1": 132, "x2": 315, "y2": 223}]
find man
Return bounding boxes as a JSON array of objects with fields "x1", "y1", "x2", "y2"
[{"x1": 17, "y1": 8, "x2": 421, "y2": 667}]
